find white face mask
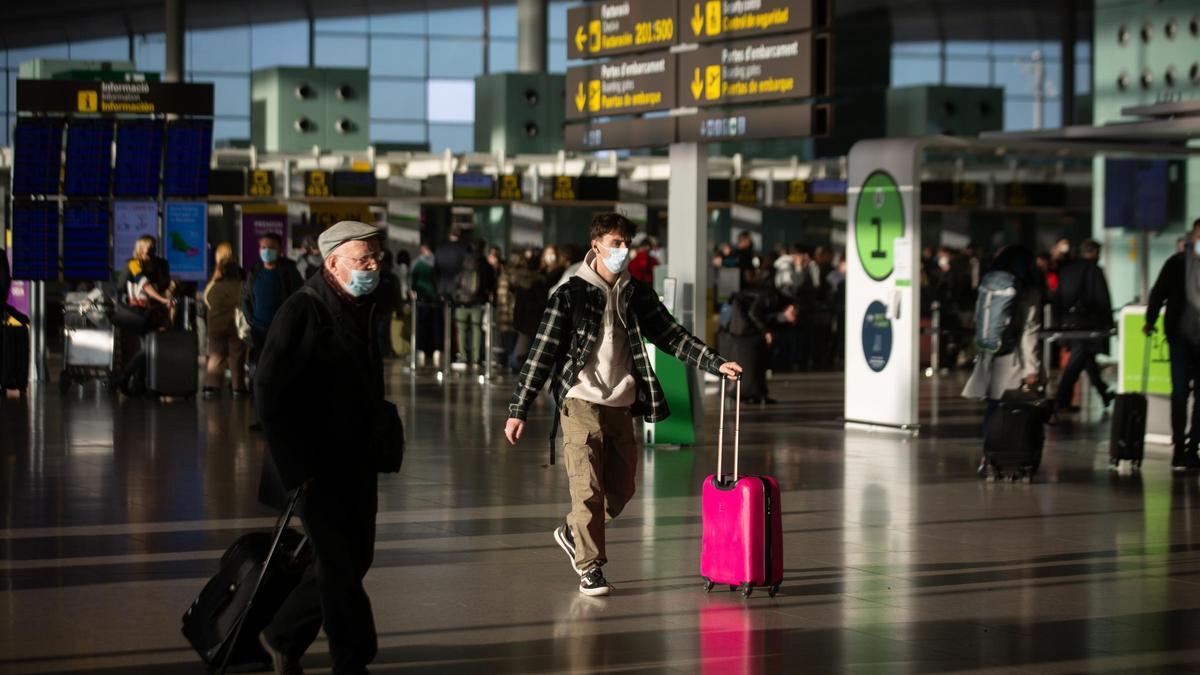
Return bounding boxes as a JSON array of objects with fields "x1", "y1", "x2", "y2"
[
  {"x1": 1194, "y1": 240, "x2": 1200, "y2": 257},
  {"x1": 595, "y1": 242, "x2": 629, "y2": 274}
]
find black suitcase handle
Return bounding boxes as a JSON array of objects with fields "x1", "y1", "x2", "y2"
[{"x1": 217, "y1": 486, "x2": 306, "y2": 674}]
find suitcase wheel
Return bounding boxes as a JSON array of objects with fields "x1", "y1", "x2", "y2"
[
  {"x1": 729, "y1": 585, "x2": 739, "y2": 592},
  {"x1": 768, "y1": 584, "x2": 780, "y2": 598},
  {"x1": 703, "y1": 579, "x2": 714, "y2": 593},
  {"x1": 741, "y1": 584, "x2": 753, "y2": 599}
]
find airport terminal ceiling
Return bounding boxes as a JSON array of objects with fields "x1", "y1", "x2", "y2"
[{"x1": 0, "y1": 0, "x2": 1092, "y2": 50}]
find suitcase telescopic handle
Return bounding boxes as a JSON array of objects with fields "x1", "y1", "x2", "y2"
[
  {"x1": 716, "y1": 375, "x2": 742, "y2": 485},
  {"x1": 1141, "y1": 326, "x2": 1153, "y2": 394}
]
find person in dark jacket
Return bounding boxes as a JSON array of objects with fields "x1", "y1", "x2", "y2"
[
  {"x1": 433, "y1": 226, "x2": 470, "y2": 299},
  {"x1": 1145, "y1": 218, "x2": 1200, "y2": 471},
  {"x1": 503, "y1": 213, "x2": 742, "y2": 597},
  {"x1": 257, "y1": 221, "x2": 388, "y2": 675},
  {"x1": 1053, "y1": 238, "x2": 1115, "y2": 411},
  {"x1": 242, "y1": 233, "x2": 304, "y2": 427}
]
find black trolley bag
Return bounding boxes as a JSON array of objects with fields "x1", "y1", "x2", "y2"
[
  {"x1": 1109, "y1": 333, "x2": 1151, "y2": 470},
  {"x1": 182, "y1": 488, "x2": 310, "y2": 673},
  {"x1": 983, "y1": 386, "x2": 1056, "y2": 482}
]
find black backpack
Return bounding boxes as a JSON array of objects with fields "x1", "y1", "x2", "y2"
[{"x1": 454, "y1": 254, "x2": 483, "y2": 305}]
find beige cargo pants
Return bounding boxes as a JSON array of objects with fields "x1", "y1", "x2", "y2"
[{"x1": 559, "y1": 398, "x2": 640, "y2": 572}]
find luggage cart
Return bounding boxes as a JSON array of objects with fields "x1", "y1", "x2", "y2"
[{"x1": 60, "y1": 291, "x2": 116, "y2": 392}]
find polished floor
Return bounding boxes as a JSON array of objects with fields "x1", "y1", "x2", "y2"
[{"x1": 2, "y1": 365, "x2": 1200, "y2": 674}]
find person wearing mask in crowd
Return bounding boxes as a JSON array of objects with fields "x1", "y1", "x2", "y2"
[
  {"x1": 718, "y1": 242, "x2": 738, "y2": 268},
  {"x1": 504, "y1": 213, "x2": 743, "y2": 597},
  {"x1": 627, "y1": 236, "x2": 658, "y2": 286},
  {"x1": 242, "y1": 233, "x2": 303, "y2": 427},
  {"x1": 112, "y1": 236, "x2": 175, "y2": 395},
  {"x1": 1053, "y1": 238, "x2": 1116, "y2": 411},
  {"x1": 202, "y1": 243, "x2": 245, "y2": 399},
  {"x1": 1145, "y1": 218, "x2": 1200, "y2": 471},
  {"x1": 734, "y1": 232, "x2": 756, "y2": 287},
  {"x1": 296, "y1": 236, "x2": 325, "y2": 280},
  {"x1": 452, "y1": 239, "x2": 496, "y2": 369},
  {"x1": 256, "y1": 221, "x2": 390, "y2": 675},
  {"x1": 410, "y1": 245, "x2": 442, "y2": 369},
  {"x1": 962, "y1": 245, "x2": 1043, "y2": 473}
]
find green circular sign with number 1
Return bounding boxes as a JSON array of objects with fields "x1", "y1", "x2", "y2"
[{"x1": 854, "y1": 171, "x2": 905, "y2": 281}]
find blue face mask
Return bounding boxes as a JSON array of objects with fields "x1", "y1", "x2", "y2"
[
  {"x1": 260, "y1": 248, "x2": 279, "y2": 264},
  {"x1": 596, "y1": 243, "x2": 630, "y2": 274},
  {"x1": 343, "y1": 269, "x2": 380, "y2": 297}
]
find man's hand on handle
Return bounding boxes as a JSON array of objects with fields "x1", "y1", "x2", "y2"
[
  {"x1": 719, "y1": 362, "x2": 744, "y2": 379},
  {"x1": 504, "y1": 418, "x2": 525, "y2": 446},
  {"x1": 1143, "y1": 323, "x2": 1156, "y2": 337}
]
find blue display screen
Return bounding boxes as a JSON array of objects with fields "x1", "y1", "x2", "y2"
[
  {"x1": 114, "y1": 120, "x2": 164, "y2": 197},
  {"x1": 1104, "y1": 159, "x2": 1168, "y2": 231},
  {"x1": 163, "y1": 119, "x2": 213, "y2": 197},
  {"x1": 63, "y1": 201, "x2": 112, "y2": 281},
  {"x1": 64, "y1": 120, "x2": 115, "y2": 197},
  {"x1": 11, "y1": 203, "x2": 60, "y2": 281},
  {"x1": 12, "y1": 118, "x2": 65, "y2": 196}
]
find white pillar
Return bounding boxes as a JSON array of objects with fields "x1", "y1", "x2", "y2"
[{"x1": 667, "y1": 142, "x2": 708, "y2": 339}]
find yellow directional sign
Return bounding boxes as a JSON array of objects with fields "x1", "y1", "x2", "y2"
[
  {"x1": 567, "y1": 1, "x2": 679, "y2": 59},
  {"x1": 705, "y1": 65, "x2": 721, "y2": 101},
  {"x1": 248, "y1": 169, "x2": 274, "y2": 197},
  {"x1": 498, "y1": 174, "x2": 523, "y2": 201},
  {"x1": 690, "y1": 68, "x2": 703, "y2": 100},
  {"x1": 679, "y1": 0, "x2": 824, "y2": 44},
  {"x1": 677, "y1": 32, "x2": 824, "y2": 107},
  {"x1": 566, "y1": 54, "x2": 677, "y2": 120}
]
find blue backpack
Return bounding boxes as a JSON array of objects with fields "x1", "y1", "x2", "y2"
[{"x1": 974, "y1": 271, "x2": 1021, "y2": 355}]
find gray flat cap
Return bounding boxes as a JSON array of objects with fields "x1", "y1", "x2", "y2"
[{"x1": 318, "y1": 220, "x2": 385, "y2": 259}]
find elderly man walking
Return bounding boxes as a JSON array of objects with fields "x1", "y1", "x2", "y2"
[{"x1": 255, "y1": 221, "x2": 392, "y2": 675}]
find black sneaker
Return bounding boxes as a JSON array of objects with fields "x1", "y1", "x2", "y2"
[
  {"x1": 259, "y1": 632, "x2": 304, "y2": 675},
  {"x1": 554, "y1": 524, "x2": 579, "y2": 575},
  {"x1": 579, "y1": 567, "x2": 612, "y2": 597}
]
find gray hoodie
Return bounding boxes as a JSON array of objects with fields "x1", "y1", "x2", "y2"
[{"x1": 565, "y1": 251, "x2": 638, "y2": 408}]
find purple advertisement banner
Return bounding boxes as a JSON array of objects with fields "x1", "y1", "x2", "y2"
[
  {"x1": 241, "y1": 205, "x2": 288, "y2": 273},
  {"x1": 5, "y1": 243, "x2": 30, "y2": 318}
]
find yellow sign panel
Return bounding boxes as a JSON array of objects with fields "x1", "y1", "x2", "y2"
[
  {"x1": 498, "y1": 174, "x2": 523, "y2": 201},
  {"x1": 305, "y1": 171, "x2": 331, "y2": 198},
  {"x1": 309, "y1": 201, "x2": 372, "y2": 231},
  {"x1": 77, "y1": 90, "x2": 98, "y2": 113},
  {"x1": 587, "y1": 80, "x2": 602, "y2": 113},
  {"x1": 786, "y1": 180, "x2": 809, "y2": 204},
  {"x1": 704, "y1": 65, "x2": 722, "y2": 101},
  {"x1": 552, "y1": 176, "x2": 576, "y2": 201},
  {"x1": 705, "y1": 1, "x2": 722, "y2": 36},
  {"x1": 248, "y1": 170, "x2": 274, "y2": 197}
]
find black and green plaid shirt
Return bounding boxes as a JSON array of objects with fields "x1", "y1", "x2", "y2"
[{"x1": 509, "y1": 275, "x2": 726, "y2": 423}]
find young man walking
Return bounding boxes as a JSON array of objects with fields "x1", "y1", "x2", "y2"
[{"x1": 504, "y1": 213, "x2": 742, "y2": 596}]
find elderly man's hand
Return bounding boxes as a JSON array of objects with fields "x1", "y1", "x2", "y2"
[
  {"x1": 504, "y1": 418, "x2": 525, "y2": 445},
  {"x1": 719, "y1": 362, "x2": 743, "y2": 379}
]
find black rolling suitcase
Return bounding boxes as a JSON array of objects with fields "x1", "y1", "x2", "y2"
[
  {"x1": 983, "y1": 387, "x2": 1055, "y2": 481},
  {"x1": 1109, "y1": 337, "x2": 1150, "y2": 470},
  {"x1": 2, "y1": 322, "x2": 30, "y2": 392},
  {"x1": 182, "y1": 489, "x2": 309, "y2": 673},
  {"x1": 145, "y1": 330, "x2": 199, "y2": 397}
]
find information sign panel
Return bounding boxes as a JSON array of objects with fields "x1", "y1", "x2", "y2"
[
  {"x1": 62, "y1": 201, "x2": 110, "y2": 281},
  {"x1": 679, "y1": 0, "x2": 822, "y2": 43},
  {"x1": 304, "y1": 170, "x2": 332, "y2": 197},
  {"x1": 64, "y1": 120, "x2": 114, "y2": 197},
  {"x1": 566, "y1": 53, "x2": 676, "y2": 120},
  {"x1": 12, "y1": 118, "x2": 65, "y2": 196},
  {"x1": 678, "y1": 32, "x2": 816, "y2": 107},
  {"x1": 568, "y1": 0, "x2": 679, "y2": 59},
  {"x1": 676, "y1": 103, "x2": 827, "y2": 142},
  {"x1": 164, "y1": 201, "x2": 208, "y2": 282},
  {"x1": 565, "y1": 116, "x2": 677, "y2": 151},
  {"x1": 112, "y1": 201, "x2": 159, "y2": 273}
]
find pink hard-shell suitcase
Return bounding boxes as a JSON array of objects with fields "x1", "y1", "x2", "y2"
[{"x1": 700, "y1": 377, "x2": 783, "y2": 598}]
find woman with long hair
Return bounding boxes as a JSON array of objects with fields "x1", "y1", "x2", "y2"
[{"x1": 203, "y1": 243, "x2": 246, "y2": 398}]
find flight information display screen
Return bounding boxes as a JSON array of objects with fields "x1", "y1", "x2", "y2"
[
  {"x1": 163, "y1": 119, "x2": 213, "y2": 197},
  {"x1": 114, "y1": 120, "x2": 164, "y2": 197},
  {"x1": 64, "y1": 120, "x2": 115, "y2": 197},
  {"x1": 63, "y1": 201, "x2": 112, "y2": 280},
  {"x1": 12, "y1": 118, "x2": 65, "y2": 196},
  {"x1": 11, "y1": 202, "x2": 60, "y2": 281}
]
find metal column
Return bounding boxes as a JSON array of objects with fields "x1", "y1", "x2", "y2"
[
  {"x1": 517, "y1": 0, "x2": 548, "y2": 73},
  {"x1": 164, "y1": 0, "x2": 185, "y2": 83},
  {"x1": 667, "y1": 142, "x2": 708, "y2": 339}
]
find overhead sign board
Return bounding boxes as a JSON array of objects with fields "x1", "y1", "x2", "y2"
[
  {"x1": 781, "y1": 178, "x2": 847, "y2": 205},
  {"x1": 567, "y1": 0, "x2": 679, "y2": 60},
  {"x1": 679, "y1": 0, "x2": 826, "y2": 43},
  {"x1": 677, "y1": 103, "x2": 828, "y2": 142},
  {"x1": 566, "y1": 53, "x2": 676, "y2": 120},
  {"x1": 16, "y1": 79, "x2": 214, "y2": 116},
  {"x1": 565, "y1": 116, "x2": 678, "y2": 151},
  {"x1": 678, "y1": 32, "x2": 820, "y2": 107}
]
